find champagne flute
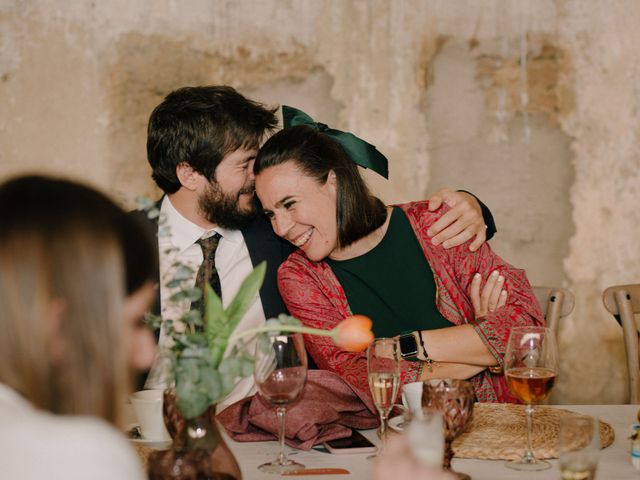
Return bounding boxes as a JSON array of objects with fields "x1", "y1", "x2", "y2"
[
  {"x1": 254, "y1": 332, "x2": 308, "y2": 474},
  {"x1": 504, "y1": 326, "x2": 559, "y2": 471},
  {"x1": 367, "y1": 338, "x2": 401, "y2": 455}
]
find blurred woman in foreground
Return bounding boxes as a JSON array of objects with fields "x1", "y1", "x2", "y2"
[{"x1": 0, "y1": 175, "x2": 157, "y2": 479}]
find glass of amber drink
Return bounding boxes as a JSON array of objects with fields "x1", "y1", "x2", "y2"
[{"x1": 504, "y1": 326, "x2": 558, "y2": 471}]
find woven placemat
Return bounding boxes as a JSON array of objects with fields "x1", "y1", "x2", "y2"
[{"x1": 452, "y1": 403, "x2": 615, "y2": 460}]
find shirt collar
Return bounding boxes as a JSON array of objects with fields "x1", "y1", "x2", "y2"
[
  {"x1": 160, "y1": 197, "x2": 242, "y2": 251},
  {"x1": 215, "y1": 225, "x2": 242, "y2": 244}
]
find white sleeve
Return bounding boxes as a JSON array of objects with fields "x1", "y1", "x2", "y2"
[{"x1": 0, "y1": 416, "x2": 146, "y2": 480}]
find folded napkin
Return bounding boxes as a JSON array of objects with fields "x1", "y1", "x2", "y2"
[{"x1": 217, "y1": 370, "x2": 379, "y2": 450}]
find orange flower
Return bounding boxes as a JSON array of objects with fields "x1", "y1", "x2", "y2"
[
  {"x1": 332, "y1": 315, "x2": 374, "y2": 352},
  {"x1": 230, "y1": 314, "x2": 374, "y2": 353}
]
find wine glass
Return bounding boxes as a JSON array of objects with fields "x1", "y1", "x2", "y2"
[
  {"x1": 367, "y1": 338, "x2": 401, "y2": 455},
  {"x1": 504, "y1": 326, "x2": 559, "y2": 471},
  {"x1": 254, "y1": 332, "x2": 308, "y2": 474}
]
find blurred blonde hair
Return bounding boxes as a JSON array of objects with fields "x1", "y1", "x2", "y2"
[{"x1": 0, "y1": 176, "x2": 154, "y2": 424}]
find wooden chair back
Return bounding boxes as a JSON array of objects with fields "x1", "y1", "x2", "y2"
[
  {"x1": 602, "y1": 284, "x2": 640, "y2": 403},
  {"x1": 533, "y1": 286, "x2": 575, "y2": 340}
]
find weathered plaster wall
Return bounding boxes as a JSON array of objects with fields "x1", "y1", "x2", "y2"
[{"x1": 2, "y1": 0, "x2": 640, "y2": 403}]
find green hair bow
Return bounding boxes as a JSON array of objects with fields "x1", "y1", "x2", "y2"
[{"x1": 282, "y1": 105, "x2": 389, "y2": 179}]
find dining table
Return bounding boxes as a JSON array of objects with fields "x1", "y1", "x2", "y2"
[{"x1": 217, "y1": 404, "x2": 640, "y2": 480}]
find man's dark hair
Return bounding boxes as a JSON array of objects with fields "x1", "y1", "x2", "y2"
[
  {"x1": 147, "y1": 86, "x2": 278, "y2": 193},
  {"x1": 255, "y1": 125, "x2": 387, "y2": 249}
]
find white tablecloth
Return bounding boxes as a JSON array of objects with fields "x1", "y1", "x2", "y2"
[{"x1": 223, "y1": 404, "x2": 640, "y2": 480}]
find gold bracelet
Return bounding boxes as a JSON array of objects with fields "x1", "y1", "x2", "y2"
[{"x1": 424, "y1": 357, "x2": 439, "y2": 372}]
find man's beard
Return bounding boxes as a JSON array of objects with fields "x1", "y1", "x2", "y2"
[{"x1": 198, "y1": 181, "x2": 257, "y2": 230}]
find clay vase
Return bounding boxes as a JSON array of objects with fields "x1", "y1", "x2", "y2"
[{"x1": 148, "y1": 390, "x2": 242, "y2": 480}]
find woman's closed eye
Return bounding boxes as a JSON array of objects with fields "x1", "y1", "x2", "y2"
[{"x1": 283, "y1": 200, "x2": 296, "y2": 210}]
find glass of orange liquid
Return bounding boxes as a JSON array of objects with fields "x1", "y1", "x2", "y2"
[{"x1": 504, "y1": 326, "x2": 558, "y2": 471}]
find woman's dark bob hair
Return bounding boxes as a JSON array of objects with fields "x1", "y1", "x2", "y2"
[{"x1": 254, "y1": 125, "x2": 387, "y2": 249}]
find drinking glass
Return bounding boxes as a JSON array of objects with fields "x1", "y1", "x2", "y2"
[
  {"x1": 254, "y1": 332, "x2": 308, "y2": 474},
  {"x1": 557, "y1": 416, "x2": 600, "y2": 480},
  {"x1": 504, "y1": 326, "x2": 559, "y2": 471},
  {"x1": 422, "y1": 379, "x2": 475, "y2": 480},
  {"x1": 367, "y1": 338, "x2": 401, "y2": 455},
  {"x1": 404, "y1": 407, "x2": 445, "y2": 468}
]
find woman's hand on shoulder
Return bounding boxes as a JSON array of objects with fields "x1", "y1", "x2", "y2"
[
  {"x1": 470, "y1": 270, "x2": 507, "y2": 318},
  {"x1": 426, "y1": 189, "x2": 487, "y2": 251}
]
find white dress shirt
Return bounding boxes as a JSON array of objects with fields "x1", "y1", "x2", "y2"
[
  {"x1": 0, "y1": 383, "x2": 145, "y2": 480},
  {"x1": 156, "y1": 196, "x2": 266, "y2": 411}
]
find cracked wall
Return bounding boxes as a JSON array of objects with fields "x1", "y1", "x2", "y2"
[{"x1": 2, "y1": 0, "x2": 640, "y2": 403}]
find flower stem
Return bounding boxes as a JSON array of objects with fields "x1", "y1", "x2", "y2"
[{"x1": 229, "y1": 324, "x2": 335, "y2": 344}]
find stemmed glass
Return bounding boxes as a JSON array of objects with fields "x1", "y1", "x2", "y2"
[
  {"x1": 504, "y1": 326, "x2": 559, "y2": 471},
  {"x1": 367, "y1": 338, "x2": 401, "y2": 455},
  {"x1": 254, "y1": 332, "x2": 308, "y2": 474}
]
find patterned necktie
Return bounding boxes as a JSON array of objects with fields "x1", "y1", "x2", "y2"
[{"x1": 192, "y1": 232, "x2": 222, "y2": 315}]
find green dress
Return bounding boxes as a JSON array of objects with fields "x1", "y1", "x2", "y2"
[{"x1": 327, "y1": 207, "x2": 450, "y2": 337}]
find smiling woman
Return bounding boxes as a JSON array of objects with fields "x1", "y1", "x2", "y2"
[
  {"x1": 254, "y1": 112, "x2": 544, "y2": 405},
  {"x1": 257, "y1": 160, "x2": 339, "y2": 261},
  {"x1": 0, "y1": 175, "x2": 157, "y2": 479}
]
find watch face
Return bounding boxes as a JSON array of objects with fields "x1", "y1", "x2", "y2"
[{"x1": 399, "y1": 334, "x2": 418, "y2": 357}]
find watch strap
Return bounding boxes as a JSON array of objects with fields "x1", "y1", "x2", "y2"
[
  {"x1": 417, "y1": 330, "x2": 427, "y2": 358},
  {"x1": 417, "y1": 330, "x2": 436, "y2": 372}
]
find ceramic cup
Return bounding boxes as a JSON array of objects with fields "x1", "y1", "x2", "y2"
[
  {"x1": 402, "y1": 381, "x2": 424, "y2": 419},
  {"x1": 130, "y1": 389, "x2": 171, "y2": 441}
]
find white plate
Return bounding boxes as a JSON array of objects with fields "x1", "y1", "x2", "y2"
[{"x1": 389, "y1": 416, "x2": 405, "y2": 433}]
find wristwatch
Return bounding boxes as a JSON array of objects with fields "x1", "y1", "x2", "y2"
[{"x1": 398, "y1": 332, "x2": 418, "y2": 359}]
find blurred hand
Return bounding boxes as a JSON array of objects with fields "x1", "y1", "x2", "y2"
[
  {"x1": 470, "y1": 270, "x2": 507, "y2": 318},
  {"x1": 427, "y1": 189, "x2": 487, "y2": 251},
  {"x1": 373, "y1": 435, "x2": 456, "y2": 480}
]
